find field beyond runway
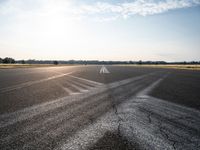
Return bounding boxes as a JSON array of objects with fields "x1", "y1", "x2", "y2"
[{"x1": 0, "y1": 65, "x2": 200, "y2": 150}]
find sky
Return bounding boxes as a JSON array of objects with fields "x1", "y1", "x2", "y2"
[{"x1": 0, "y1": 0, "x2": 200, "y2": 61}]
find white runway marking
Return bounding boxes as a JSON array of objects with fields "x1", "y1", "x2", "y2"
[
  {"x1": 68, "y1": 80, "x2": 94, "y2": 90},
  {"x1": 58, "y1": 77, "x2": 101, "y2": 96},
  {"x1": 100, "y1": 65, "x2": 110, "y2": 74},
  {"x1": 68, "y1": 75, "x2": 103, "y2": 86},
  {"x1": 136, "y1": 72, "x2": 170, "y2": 97},
  {"x1": 63, "y1": 87, "x2": 81, "y2": 95},
  {"x1": 70, "y1": 84, "x2": 89, "y2": 93},
  {"x1": 0, "y1": 72, "x2": 74, "y2": 93}
]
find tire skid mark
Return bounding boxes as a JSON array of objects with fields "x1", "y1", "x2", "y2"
[
  {"x1": 56, "y1": 111, "x2": 118, "y2": 150},
  {"x1": 2, "y1": 97, "x2": 111, "y2": 149},
  {"x1": 2, "y1": 78, "x2": 151, "y2": 149},
  {"x1": 24, "y1": 101, "x2": 112, "y2": 150},
  {"x1": 0, "y1": 72, "x2": 157, "y2": 129},
  {"x1": 56, "y1": 73, "x2": 167, "y2": 150},
  {"x1": 0, "y1": 72, "x2": 162, "y2": 149},
  {"x1": 0, "y1": 75, "x2": 149, "y2": 142}
]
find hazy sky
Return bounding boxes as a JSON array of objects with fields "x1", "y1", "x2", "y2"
[{"x1": 0, "y1": 0, "x2": 200, "y2": 61}]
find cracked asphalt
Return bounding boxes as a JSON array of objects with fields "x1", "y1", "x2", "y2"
[{"x1": 0, "y1": 65, "x2": 200, "y2": 150}]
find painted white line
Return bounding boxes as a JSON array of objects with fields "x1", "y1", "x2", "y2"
[
  {"x1": 54, "y1": 82, "x2": 82, "y2": 96},
  {"x1": 69, "y1": 80, "x2": 95, "y2": 90},
  {"x1": 70, "y1": 84, "x2": 89, "y2": 93},
  {"x1": 136, "y1": 72, "x2": 170, "y2": 97},
  {"x1": 67, "y1": 75, "x2": 103, "y2": 86},
  {"x1": 0, "y1": 72, "x2": 74, "y2": 93},
  {"x1": 100, "y1": 65, "x2": 110, "y2": 74},
  {"x1": 63, "y1": 87, "x2": 81, "y2": 95}
]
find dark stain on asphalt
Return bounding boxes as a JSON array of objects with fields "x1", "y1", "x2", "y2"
[{"x1": 87, "y1": 131, "x2": 137, "y2": 150}]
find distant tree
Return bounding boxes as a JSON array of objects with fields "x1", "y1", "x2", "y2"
[
  {"x1": 138, "y1": 60, "x2": 142, "y2": 65},
  {"x1": 0, "y1": 58, "x2": 2, "y2": 63},
  {"x1": 53, "y1": 61, "x2": 58, "y2": 65},
  {"x1": 3, "y1": 57, "x2": 15, "y2": 64},
  {"x1": 155, "y1": 61, "x2": 158, "y2": 65},
  {"x1": 129, "y1": 61, "x2": 134, "y2": 64},
  {"x1": 21, "y1": 60, "x2": 25, "y2": 64}
]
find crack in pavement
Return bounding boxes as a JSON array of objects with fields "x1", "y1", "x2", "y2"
[
  {"x1": 157, "y1": 121, "x2": 177, "y2": 150},
  {"x1": 107, "y1": 92, "x2": 123, "y2": 140},
  {"x1": 139, "y1": 106, "x2": 178, "y2": 149},
  {"x1": 147, "y1": 113, "x2": 152, "y2": 124}
]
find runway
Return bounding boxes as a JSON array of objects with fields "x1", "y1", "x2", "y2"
[{"x1": 0, "y1": 65, "x2": 200, "y2": 150}]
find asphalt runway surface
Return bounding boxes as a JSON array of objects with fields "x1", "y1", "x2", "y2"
[{"x1": 0, "y1": 65, "x2": 200, "y2": 150}]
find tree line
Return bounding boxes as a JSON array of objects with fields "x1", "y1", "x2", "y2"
[
  {"x1": 0, "y1": 57, "x2": 200, "y2": 65},
  {"x1": 0, "y1": 57, "x2": 15, "y2": 64}
]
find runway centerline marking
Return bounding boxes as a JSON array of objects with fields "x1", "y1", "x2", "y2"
[{"x1": 100, "y1": 65, "x2": 110, "y2": 74}]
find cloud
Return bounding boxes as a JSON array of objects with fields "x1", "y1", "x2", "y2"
[
  {"x1": 0, "y1": 0, "x2": 200, "y2": 21},
  {"x1": 77, "y1": 0, "x2": 200, "y2": 19}
]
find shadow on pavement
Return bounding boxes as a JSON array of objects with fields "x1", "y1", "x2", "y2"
[{"x1": 87, "y1": 131, "x2": 137, "y2": 150}]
